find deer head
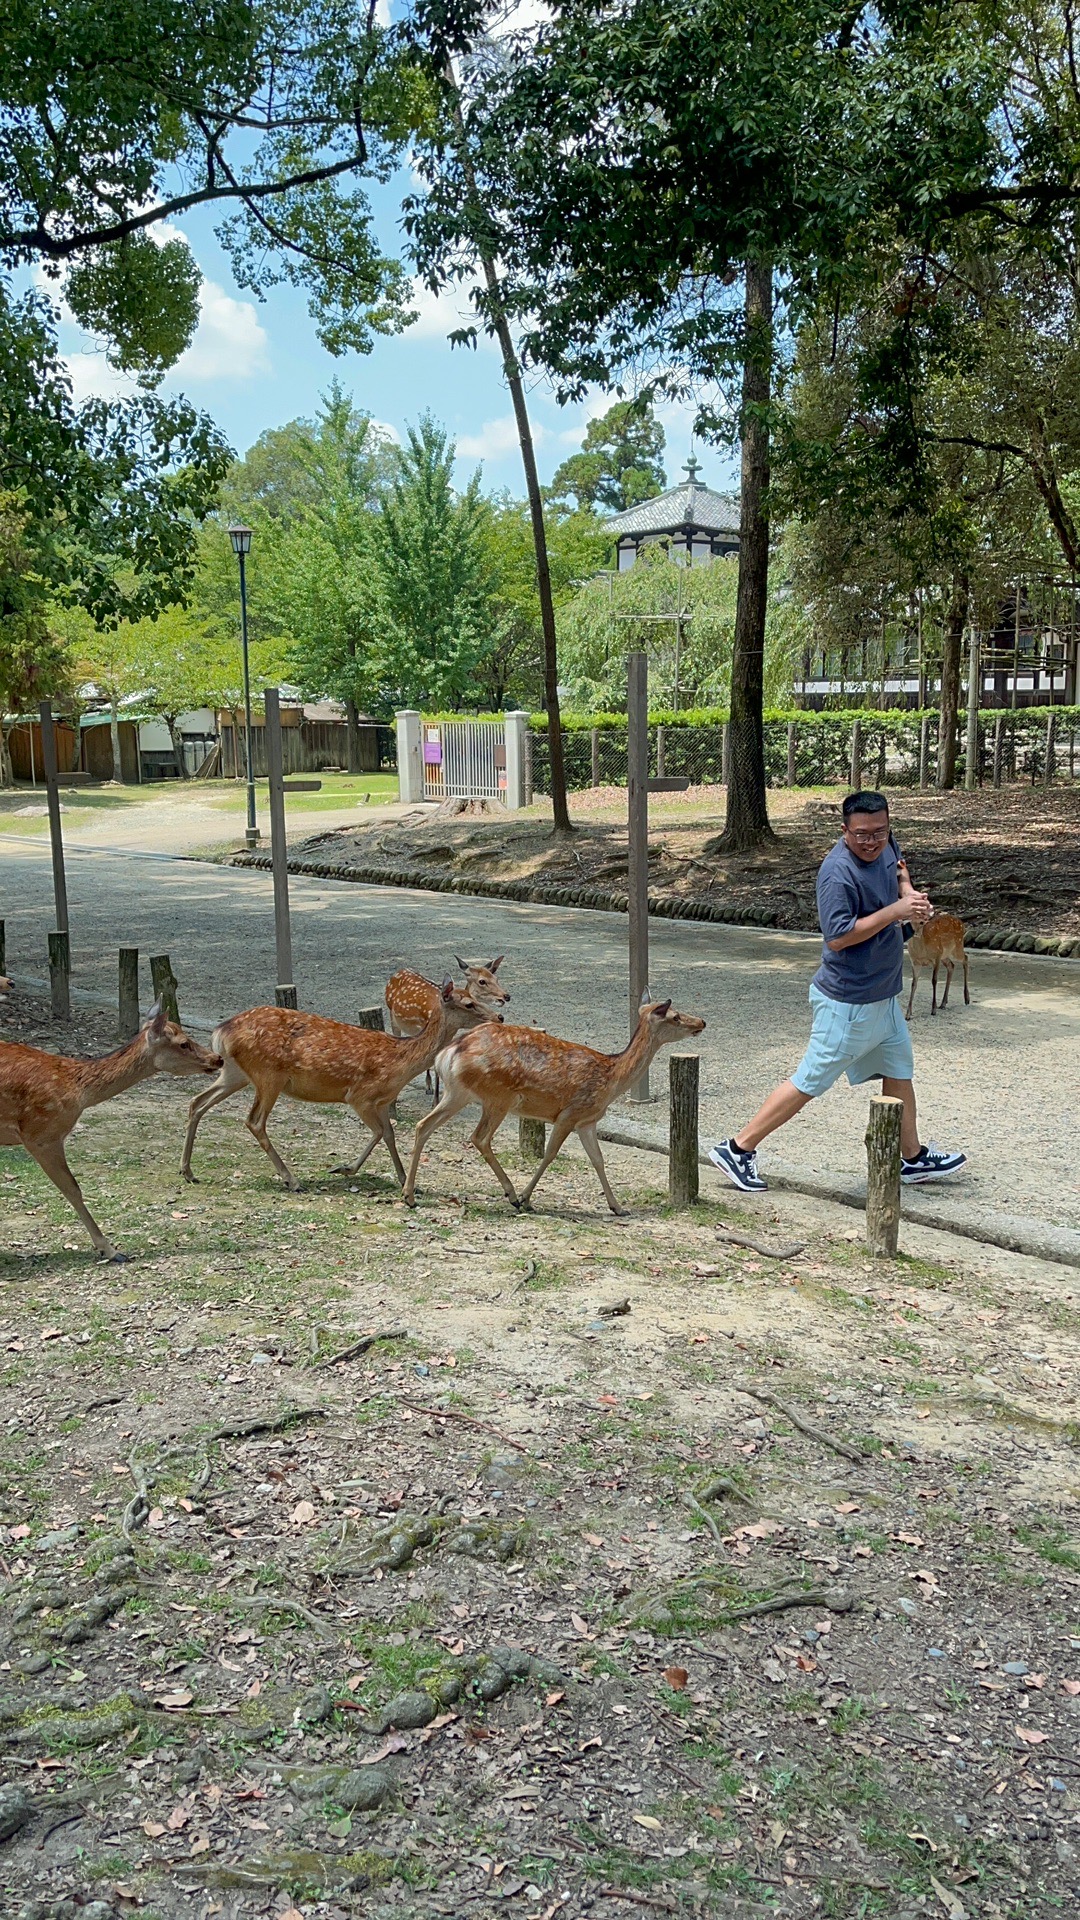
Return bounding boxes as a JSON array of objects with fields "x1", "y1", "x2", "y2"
[
  {"x1": 141, "y1": 1003, "x2": 223, "y2": 1077},
  {"x1": 455, "y1": 955, "x2": 510, "y2": 1012},
  {"x1": 643, "y1": 999, "x2": 707, "y2": 1041}
]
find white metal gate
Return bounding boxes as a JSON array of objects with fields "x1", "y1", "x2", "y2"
[{"x1": 422, "y1": 718, "x2": 506, "y2": 800}]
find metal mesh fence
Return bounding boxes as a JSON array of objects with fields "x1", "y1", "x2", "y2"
[{"x1": 527, "y1": 708, "x2": 1080, "y2": 794}]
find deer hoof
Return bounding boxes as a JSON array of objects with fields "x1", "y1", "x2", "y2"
[
  {"x1": 101, "y1": 1249, "x2": 129, "y2": 1265},
  {"x1": 181, "y1": 1169, "x2": 198, "y2": 1184}
]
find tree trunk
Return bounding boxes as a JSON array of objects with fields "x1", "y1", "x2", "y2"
[
  {"x1": 345, "y1": 697, "x2": 360, "y2": 775},
  {"x1": 443, "y1": 62, "x2": 572, "y2": 834},
  {"x1": 109, "y1": 699, "x2": 123, "y2": 783},
  {"x1": 710, "y1": 260, "x2": 775, "y2": 851},
  {"x1": 937, "y1": 573, "x2": 969, "y2": 789},
  {"x1": 0, "y1": 720, "x2": 13, "y2": 787}
]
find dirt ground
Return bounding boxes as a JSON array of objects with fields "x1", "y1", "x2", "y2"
[
  {"x1": 297, "y1": 786, "x2": 1080, "y2": 940},
  {"x1": 0, "y1": 995, "x2": 1078, "y2": 1920}
]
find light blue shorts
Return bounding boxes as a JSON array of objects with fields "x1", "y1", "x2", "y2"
[{"x1": 791, "y1": 985, "x2": 915, "y2": 1098}]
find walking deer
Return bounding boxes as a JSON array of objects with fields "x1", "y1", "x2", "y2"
[
  {"x1": 403, "y1": 998, "x2": 706, "y2": 1216},
  {"x1": 386, "y1": 958, "x2": 509, "y2": 1095},
  {"x1": 905, "y1": 913, "x2": 970, "y2": 1018},
  {"x1": 180, "y1": 980, "x2": 495, "y2": 1191},
  {"x1": 0, "y1": 1005, "x2": 221, "y2": 1262}
]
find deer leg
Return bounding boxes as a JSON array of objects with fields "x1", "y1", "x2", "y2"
[
  {"x1": 181, "y1": 1057, "x2": 249, "y2": 1182},
  {"x1": 940, "y1": 959, "x2": 953, "y2": 1010},
  {"x1": 930, "y1": 962, "x2": 939, "y2": 1015},
  {"x1": 516, "y1": 1114, "x2": 577, "y2": 1210},
  {"x1": 26, "y1": 1140, "x2": 124, "y2": 1263},
  {"x1": 329, "y1": 1125, "x2": 382, "y2": 1178},
  {"x1": 905, "y1": 964, "x2": 918, "y2": 1021},
  {"x1": 470, "y1": 1109, "x2": 521, "y2": 1206},
  {"x1": 576, "y1": 1123, "x2": 627, "y2": 1216},
  {"x1": 403, "y1": 1083, "x2": 473, "y2": 1205},
  {"x1": 244, "y1": 1088, "x2": 298, "y2": 1190},
  {"x1": 963, "y1": 953, "x2": 970, "y2": 1005}
]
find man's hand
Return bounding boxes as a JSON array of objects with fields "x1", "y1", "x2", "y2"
[{"x1": 897, "y1": 891, "x2": 932, "y2": 927}]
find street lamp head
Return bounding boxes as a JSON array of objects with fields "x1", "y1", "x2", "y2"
[{"x1": 228, "y1": 523, "x2": 253, "y2": 556}]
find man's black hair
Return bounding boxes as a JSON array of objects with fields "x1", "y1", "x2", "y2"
[{"x1": 842, "y1": 790, "x2": 889, "y2": 821}]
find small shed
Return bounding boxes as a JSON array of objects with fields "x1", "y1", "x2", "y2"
[
  {"x1": 606, "y1": 458, "x2": 740, "y2": 572},
  {"x1": 7, "y1": 717, "x2": 78, "y2": 781}
]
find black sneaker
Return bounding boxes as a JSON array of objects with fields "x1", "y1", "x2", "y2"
[
  {"x1": 901, "y1": 1142, "x2": 967, "y2": 1185},
  {"x1": 708, "y1": 1139, "x2": 768, "y2": 1193}
]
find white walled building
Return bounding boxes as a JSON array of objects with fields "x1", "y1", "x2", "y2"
[{"x1": 606, "y1": 458, "x2": 740, "y2": 571}]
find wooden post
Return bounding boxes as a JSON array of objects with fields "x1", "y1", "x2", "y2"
[
  {"x1": 721, "y1": 720, "x2": 731, "y2": 788},
  {"x1": 786, "y1": 721, "x2": 797, "y2": 788},
  {"x1": 627, "y1": 651, "x2": 651, "y2": 1103},
  {"x1": 356, "y1": 1007, "x2": 385, "y2": 1030},
  {"x1": 519, "y1": 1117, "x2": 546, "y2": 1160},
  {"x1": 849, "y1": 715, "x2": 862, "y2": 790},
  {"x1": 523, "y1": 725, "x2": 534, "y2": 805},
  {"x1": 918, "y1": 715, "x2": 930, "y2": 789},
  {"x1": 865, "y1": 1095, "x2": 903, "y2": 1256},
  {"x1": 149, "y1": 954, "x2": 179, "y2": 1025},
  {"x1": 590, "y1": 727, "x2": 600, "y2": 788},
  {"x1": 0, "y1": 919, "x2": 5, "y2": 979},
  {"x1": 264, "y1": 688, "x2": 296, "y2": 1006},
  {"x1": 992, "y1": 713, "x2": 1005, "y2": 789},
  {"x1": 39, "y1": 702, "x2": 69, "y2": 941},
  {"x1": 48, "y1": 929, "x2": 70, "y2": 1020},
  {"x1": 964, "y1": 629, "x2": 980, "y2": 789},
  {"x1": 1044, "y1": 710, "x2": 1057, "y2": 785},
  {"x1": 668, "y1": 1053, "x2": 699, "y2": 1207},
  {"x1": 656, "y1": 723, "x2": 666, "y2": 779},
  {"x1": 118, "y1": 947, "x2": 140, "y2": 1039}
]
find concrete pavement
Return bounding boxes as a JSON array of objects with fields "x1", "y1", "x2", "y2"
[{"x1": 3, "y1": 832, "x2": 1079, "y2": 1254}]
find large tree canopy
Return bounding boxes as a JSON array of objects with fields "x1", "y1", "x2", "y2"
[{"x1": 550, "y1": 400, "x2": 666, "y2": 513}]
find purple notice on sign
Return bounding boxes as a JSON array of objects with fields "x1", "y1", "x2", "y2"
[{"x1": 423, "y1": 741, "x2": 442, "y2": 765}]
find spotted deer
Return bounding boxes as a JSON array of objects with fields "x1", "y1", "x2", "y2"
[
  {"x1": 905, "y1": 913, "x2": 970, "y2": 1018},
  {"x1": 0, "y1": 1005, "x2": 221, "y2": 1261},
  {"x1": 386, "y1": 957, "x2": 509, "y2": 1095},
  {"x1": 180, "y1": 980, "x2": 495, "y2": 1191},
  {"x1": 404, "y1": 999, "x2": 706, "y2": 1216}
]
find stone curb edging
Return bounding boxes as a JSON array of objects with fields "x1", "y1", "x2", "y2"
[{"x1": 227, "y1": 850, "x2": 1080, "y2": 960}]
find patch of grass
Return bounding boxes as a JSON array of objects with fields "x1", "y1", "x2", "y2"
[{"x1": 1014, "y1": 1515, "x2": 1080, "y2": 1572}]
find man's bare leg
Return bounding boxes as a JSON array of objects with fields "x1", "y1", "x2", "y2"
[
  {"x1": 731, "y1": 1079, "x2": 812, "y2": 1151},
  {"x1": 882, "y1": 1076, "x2": 920, "y2": 1159}
]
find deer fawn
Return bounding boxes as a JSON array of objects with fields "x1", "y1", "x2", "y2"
[
  {"x1": 905, "y1": 913, "x2": 970, "y2": 1018},
  {"x1": 180, "y1": 980, "x2": 495, "y2": 1191},
  {"x1": 386, "y1": 958, "x2": 509, "y2": 1095},
  {"x1": 0, "y1": 1004, "x2": 221, "y2": 1262},
  {"x1": 404, "y1": 998, "x2": 706, "y2": 1216}
]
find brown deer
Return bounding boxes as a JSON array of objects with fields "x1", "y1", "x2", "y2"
[
  {"x1": 403, "y1": 998, "x2": 706, "y2": 1216},
  {"x1": 0, "y1": 1005, "x2": 221, "y2": 1262},
  {"x1": 180, "y1": 980, "x2": 495, "y2": 1191},
  {"x1": 905, "y1": 913, "x2": 970, "y2": 1018},
  {"x1": 386, "y1": 958, "x2": 509, "y2": 1096}
]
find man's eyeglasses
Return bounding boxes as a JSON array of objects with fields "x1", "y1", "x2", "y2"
[{"x1": 845, "y1": 827, "x2": 890, "y2": 845}]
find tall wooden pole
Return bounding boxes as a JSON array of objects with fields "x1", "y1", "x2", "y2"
[
  {"x1": 264, "y1": 688, "x2": 297, "y2": 1009},
  {"x1": 38, "y1": 702, "x2": 69, "y2": 939},
  {"x1": 964, "y1": 628, "x2": 980, "y2": 790},
  {"x1": 669, "y1": 1053, "x2": 700, "y2": 1206},
  {"x1": 627, "y1": 651, "x2": 651, "y2": 1102}
]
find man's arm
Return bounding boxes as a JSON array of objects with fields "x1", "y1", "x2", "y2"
[{"x1": 825, "y1": 896, "x2": 922, "y2": 952}]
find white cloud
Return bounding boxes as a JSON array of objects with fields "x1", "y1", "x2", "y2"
[
  {"x1": 35, "y1": 230, "x2": 269, "y2": 400},
  {"x1": 170, "y1": 279, "x2": 270, "y2": 382},
  {"x1": 457, "y1": 413, "x2": 546, "y2": 462},
  {"x1": 404, "y1": 273, "x2": 496, "y2": 350}
]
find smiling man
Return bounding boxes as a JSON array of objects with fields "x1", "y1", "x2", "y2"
[{"x1": 709, "y1": 790, "x2": 967, "y2": 1194}]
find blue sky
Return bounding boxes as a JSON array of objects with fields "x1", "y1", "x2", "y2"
[{"x1": 46, "y1": 172, "x2": 738, "y2": 502}]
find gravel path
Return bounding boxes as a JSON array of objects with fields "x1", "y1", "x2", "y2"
[{"x1": 3, "y1": 833, "x2": 1079, "y2": 1247}]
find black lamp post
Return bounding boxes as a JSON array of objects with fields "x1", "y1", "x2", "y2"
[{"x1": 228, "y1": 524, "x2": 259, "y2": 848}]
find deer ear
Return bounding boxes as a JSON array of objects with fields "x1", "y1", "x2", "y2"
[
  {"x1": 145, "y1": 1000, "x2": 167, "y2": 1033},
  {"x1": 441, "y1": 974, "x2": 455, "y2": 1000},
  {"x1": 454, "y1": 956, "x2": 468, "y2": 973},
  {"x1": 652, "y1": 999, "x2": 672, "y2": 1018},
  {"x1": 488, "y1": 955, "x2": 504, "y2": 972}
]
